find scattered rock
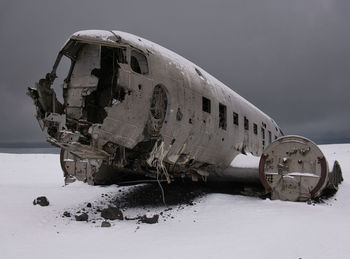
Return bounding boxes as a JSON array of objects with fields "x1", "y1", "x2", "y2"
[
  {"x1": 101, "y1": 221, "x2": 111, "y2": 227},
  {"x1": 139, "y1": 214, "x2": 159, "y2": 224},
  {"x1": 101, "y1": 206, "x2": 124, "y2": 220},
  {"x1": 87, "y1": 203, "x2": 92, "y2": 208},
  {"x1": 75, "y1": 213, "x2": 88, "y2": 221},
  {"x1": 33, "y1": 196, "x2": 49, "y2": 206},
  {"x1": 63, "y1": 211, "x2": 71, "y2": 217}
]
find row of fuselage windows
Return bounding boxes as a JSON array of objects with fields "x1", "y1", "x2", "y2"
[{"x1": 202, "y1": 96, "x2": 277, "y2": 145}]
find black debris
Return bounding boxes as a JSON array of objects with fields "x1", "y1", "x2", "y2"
[
  {"x1": 112, "y1": 182, "x2": 205, "y2": 209},
  {"x1": 101, "y1": 221, "x2": 111, "y2": 227},
  {"x1": 75, "y1": 213, "x2": 89, "y2": 222},
  {"x1": 33, "y1": 196, "x2": 49, "y2": 206},
  {"x1": 101, "y1": 206, "x2": 124, "y2": 220},
  {"x1": 87, "y1": 203, "x2": 92, "y2": 208},
  {"x1": 63, "y1": 211, "x2": 71, "y2": 217},
  {"x1": 139, "y1": 214, "x2": 159, "y2": 224}
]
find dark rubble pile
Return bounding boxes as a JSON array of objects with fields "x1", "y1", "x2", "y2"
[
  {"x1": 112, "y1": 182, "x2": 205, "y2": 208},
  {"x1": 60, "y1": 182, "x2": 205, "y2": 226}
]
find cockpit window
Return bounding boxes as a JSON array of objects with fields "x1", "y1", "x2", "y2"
[
  {"x1": 115, "y1": 47, "x2": 127, "y2": 64},
  {"x1": 61, "y1": 40, "x2": 84, "y2": 61},
  {"x1": 131, "y1": 50, "x2": 149, "y2": 74}
]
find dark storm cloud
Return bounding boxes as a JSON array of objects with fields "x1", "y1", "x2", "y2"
[{"x1": 0, "y1": 0, "x2": 349, "y2": 144}]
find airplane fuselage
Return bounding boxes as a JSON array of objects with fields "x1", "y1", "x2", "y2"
[{"x1": 29, "y1": 30, "x2": 283, "y2": 183}]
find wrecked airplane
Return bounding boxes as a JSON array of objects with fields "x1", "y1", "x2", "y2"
[{"x1": 28, "y1": 30, "x2": 343, "y2": 201}]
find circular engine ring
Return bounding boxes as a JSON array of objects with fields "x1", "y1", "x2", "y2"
[{"x1": 259, "y1": 135, "x2": 328, "y2": 201}]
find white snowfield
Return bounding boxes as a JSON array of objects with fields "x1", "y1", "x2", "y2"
[{"x1": 0, "y1": 144, "x2": 349, "y2": 259}]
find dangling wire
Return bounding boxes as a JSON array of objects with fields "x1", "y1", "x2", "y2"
[
  {"x1": 147, "y1": 140, "x2": 171, "y2": 206},
  {"x1": 152, "y1": 141, "x2": 171, "y2": 183},
  {"x1": 156, "y1": 165, "x2": 167, "y2": 206}
]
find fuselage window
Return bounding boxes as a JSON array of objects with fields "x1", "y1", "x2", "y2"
[
  {"x1": 279, "y1": 128, "x2": 284, "y2": 136},
  {"x1": 261, "y1": 127, "x2": 265, "y2": 149},
  {"x1": 253, "y1": 123, "x2": 258, "y2": 135},
  {"x1": 202, "y1": 97, "x2": 211, "y2": 113},
  {"x1": 268, "y1": 130, "x2": 272, "y2": 144},
  {"x1": 233, "y1": 112, "x2": 239, "y2": 126},
  {"x1": 261, "y1": 127, "x2": 265, "y2": 139},
  {"x1": 131, "y1": 50, "x2": 149, "y2": 74},
  {"x1": 195, "y1": 68, "x2": 203, "y2": 77},
  {"x1": 244, "y1": 116, "x2": 249, "y2": 130},
  {"x1": 219, "y1": 103, "x2": 227, "y2": 130}
]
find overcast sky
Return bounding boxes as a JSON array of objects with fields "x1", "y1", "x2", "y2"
[{"x1": 1, "y1": 0, "x2": 349, "y2": 145}]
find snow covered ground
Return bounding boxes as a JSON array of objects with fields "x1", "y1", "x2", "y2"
[{"x1": 0, "y1": 144, "x2": 349, "y2": 259}]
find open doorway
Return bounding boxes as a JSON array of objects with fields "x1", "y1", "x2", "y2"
[{"x1": 84, "y1": 46, "x2": 126, "y2": 123}]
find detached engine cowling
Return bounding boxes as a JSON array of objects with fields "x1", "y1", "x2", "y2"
[{"x1": 259, "y1": 136, "x2": 343, "y2": 201}]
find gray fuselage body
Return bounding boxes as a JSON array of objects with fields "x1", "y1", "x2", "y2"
[{"x1": 30, "y1": 30, "x2": 283, "y2": 180}]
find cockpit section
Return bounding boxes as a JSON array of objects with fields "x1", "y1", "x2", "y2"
[
  {"x1": 28, "y1": 37, "x2": 153, "y2": 141},
  {"x1": 26, "y1": 35, "x2": 170, "y2": 185},
  {"x1": 29, "y1": 37, "x2": 155, "y2": 148}
]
